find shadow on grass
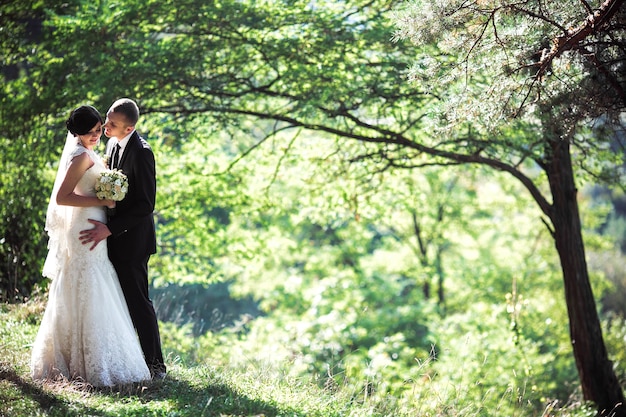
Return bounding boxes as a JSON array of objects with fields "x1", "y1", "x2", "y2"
[
  {"x1": 1, "y1": 363, "x2": 298, "y2": 417},
  {"x1": 0, "y1": 365, "x2": 102, "y2": 417}
]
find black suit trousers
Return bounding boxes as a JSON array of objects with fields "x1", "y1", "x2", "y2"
[{"x1": 110, "y1": 253, "x2": 165, "y2": 372}]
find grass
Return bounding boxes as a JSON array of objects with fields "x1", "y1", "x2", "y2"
[
  {"x1": 0, "y1": 365, "x2": 347, "y2": 417},
  {"x1": 0, "y1": 300, "x2": 388, "y2": 417},
  {"x1": 0, "y1": 300, "x2": 604, "y2": 417}
]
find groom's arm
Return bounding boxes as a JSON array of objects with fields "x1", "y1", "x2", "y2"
[{"x1": 79, "y1": 219, "x2": 112, "y2": 250}]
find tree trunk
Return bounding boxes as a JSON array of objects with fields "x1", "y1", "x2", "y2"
[{"x1": 546, "y1": 137, "x2": 625, "y2": 416}]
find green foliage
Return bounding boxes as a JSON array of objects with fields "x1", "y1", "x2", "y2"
[
  {"x1": 391, "y1": 0, "x2": 625, "y2": 189},
  {"x1": 398, "y1": 302, "x2": 576, "y2": 415},
  {"x1": 392, "y1": 2, "x2": 626, "y2": 410},
  {"x1": 170, "y1": 138, "x2": 584, "y2": 415},
  {"x1": 143, "y1": 120, "x2": 612, "y2": 415},
  {"x1": 3, "y1": 2, "x2": 626, "y2": 415},
  {"x1": 0, "y1": 125, "x2": 55, "y2": 302},
  {"x1": 146, "y1": 116, "x2": 254, "y2": 286},
  {"x1": 0, "y1": 0, "x2": 97, "y2": 300}
]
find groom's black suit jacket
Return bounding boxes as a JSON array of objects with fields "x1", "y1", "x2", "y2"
[
  {"x1": 107, "y1": 131, "x2": 157, "y2": 260},
  {"x1": 105, "y1": 131, "x2": 164, "y2": 371}
]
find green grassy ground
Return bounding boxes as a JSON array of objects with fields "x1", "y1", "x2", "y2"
[
  {"x1": 1, "y1": 300, "x2": 601, "y2": 417},
  {"x1": 0, "y1": 301, "x2": 382, "y2": 417}
]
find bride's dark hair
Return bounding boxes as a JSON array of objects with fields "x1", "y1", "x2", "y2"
[{"x1": 66, "y1": 105, "x2": 103, "y2": 135}]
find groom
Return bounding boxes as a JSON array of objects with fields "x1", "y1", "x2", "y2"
[{"x1": 80, "y1": 98, "x2": 166, "y2": 379}]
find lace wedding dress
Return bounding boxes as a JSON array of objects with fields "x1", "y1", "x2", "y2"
[{"x1": 31, "y1": 145, "x2": 151, "y2": 387}]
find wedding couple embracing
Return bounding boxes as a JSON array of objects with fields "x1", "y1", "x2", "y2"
[{"x1": 30, "y1": 98, "x2": 166, "y2": 387}]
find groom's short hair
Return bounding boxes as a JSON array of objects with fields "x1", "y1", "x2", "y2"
[{"x1": 110, "y1": 98, "x2": 140, "y2": 126}]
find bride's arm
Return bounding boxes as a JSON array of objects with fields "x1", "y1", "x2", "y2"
[{"x1": 56, "y1": 153, "x2": 114, "y2": 208}]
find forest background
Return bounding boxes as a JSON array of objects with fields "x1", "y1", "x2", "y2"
[{"x1": 2, "y1": 0, "x2": 626, "y2": 416}]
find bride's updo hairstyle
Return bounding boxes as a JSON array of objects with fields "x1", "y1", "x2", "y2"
[{"x1": 66, "y1": 105, "x2": 103, "y2": 135}]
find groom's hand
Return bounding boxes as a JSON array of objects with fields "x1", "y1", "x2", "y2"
[{"x1": 79, "y1": 219, "x2": 112, "y2": 250}]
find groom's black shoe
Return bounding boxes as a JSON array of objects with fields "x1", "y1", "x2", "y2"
[
  {"x1": 152, "y1": 371, "x2": 166, "y2": 380},
  {"x1": 149, "y1": 365, "x2": 167, "y2": 380}
]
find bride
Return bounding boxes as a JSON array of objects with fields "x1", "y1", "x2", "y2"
[{"x1": 30, "y1": 105, "x2": 151, "y2": 387}]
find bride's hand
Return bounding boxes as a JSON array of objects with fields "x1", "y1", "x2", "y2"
[{"x1": 103, "y1": 199, "x2": 116, "y2": 209}]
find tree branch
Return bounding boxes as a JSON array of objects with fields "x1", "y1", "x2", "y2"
[
  {"x1": 534, "y1": 0, "x2": 626, "y2": 79},
  {"x1": 150, "y1": 100, "x2": 554, "y2": 220}
]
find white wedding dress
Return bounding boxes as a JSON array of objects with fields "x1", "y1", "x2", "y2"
[{"x1": 31, "y1": 145, "x2": 151, "y2": 387}]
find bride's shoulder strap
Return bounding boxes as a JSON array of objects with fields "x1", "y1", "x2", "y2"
[{"x1": 66, "y1": 145, "x2": 89, "y2": 165}]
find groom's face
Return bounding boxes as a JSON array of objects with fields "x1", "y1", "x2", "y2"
[{"x1": 104, "y1": 111, "x2": 133, "y2": 139}]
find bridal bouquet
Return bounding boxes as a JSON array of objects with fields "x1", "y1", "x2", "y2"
[{"x1": 95, "y1": 169, "x2": 129, "y2": 201}]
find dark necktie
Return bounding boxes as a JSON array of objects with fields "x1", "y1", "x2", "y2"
[{"x1": 112, "y1": 144, "x2": 121, "y2": 169}]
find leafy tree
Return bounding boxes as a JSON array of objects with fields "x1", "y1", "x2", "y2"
[
  {"x1": 2, "y1": 0, "x2": 625, "y2": 413},
  {"x1": 0, "y1": 1, "x2": 64, "y2": 300},
  {"x1": 392, "y1": 0, "x2": 626, "y2": 413}
]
